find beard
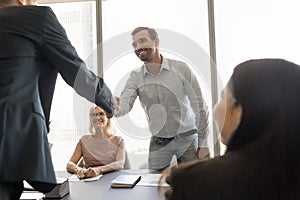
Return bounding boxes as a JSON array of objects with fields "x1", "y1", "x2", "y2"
[{"x1": 135, "y1": 47, "x2": 154, "y2": 62}]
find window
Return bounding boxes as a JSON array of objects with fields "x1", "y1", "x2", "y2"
[
  {"x1": 214, "y1": 0, "x2": 300, "y2": 153},
  {"x1": 43, "y1": 1, "x2": 97, "y2": 170}
]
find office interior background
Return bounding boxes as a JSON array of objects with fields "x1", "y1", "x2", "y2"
[{"x1": 37, "y1": 0, "x2": 300, "y2": 170}]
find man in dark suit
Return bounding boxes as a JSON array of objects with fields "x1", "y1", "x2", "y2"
[{"x1": 0, "y1": 0, "x2": 114, "y2": 199}]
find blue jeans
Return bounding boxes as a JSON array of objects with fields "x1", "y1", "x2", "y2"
[{"x1": 148, "y1": 134, "x2": 198, "y2": 171}]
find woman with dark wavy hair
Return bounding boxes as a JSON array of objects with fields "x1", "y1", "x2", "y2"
[{"x1": 164, "y1": 59, "x2": 300, "y2": 200}]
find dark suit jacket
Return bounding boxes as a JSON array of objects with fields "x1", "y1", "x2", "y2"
[{"x1": 0, "y1": 6, "x2": 114, "y2": 184}]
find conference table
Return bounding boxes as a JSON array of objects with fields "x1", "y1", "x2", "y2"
[{"x1": 55, "y1": 169, "x2": 169, "y2": 200}]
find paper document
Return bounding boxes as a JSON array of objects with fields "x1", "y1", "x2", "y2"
[
  {"x1": 137, "y1": 174, "x2": 170, "y2": 187},
  {"x1": 20, "y1": 191, "x2": 44, "y2": 200},
  {"x1": 68, "y1": 174, "x2": 102, "y2": 182},
  {"x1": 23, "y1": 181, "x2": 35, "y2": 190}
]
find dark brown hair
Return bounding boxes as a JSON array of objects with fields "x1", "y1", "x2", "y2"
[
  {"x1": 228, "y1": 59, "x2": 300, "y2": 151},
  {"x1": 226, "y1": 58, "x2": 300, "y2": 194},
  {"x1": 131, "y1": 27, "x2": 158, "y2": 40}
]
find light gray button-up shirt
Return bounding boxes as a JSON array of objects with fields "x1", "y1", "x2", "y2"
[{"x1": 115, "y1": 57, "x2": 209, "y2": 147}]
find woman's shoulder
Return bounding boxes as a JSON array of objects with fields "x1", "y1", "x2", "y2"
[
  {"x1": 109, "y1": 135, "x2": 124, "y2": 140},
  {"x1": 108, "y1": 135, "x2": 124, "y2": 144},
  {"x1": 80, "y1": 134, "x2": 93, "y2": 140}
]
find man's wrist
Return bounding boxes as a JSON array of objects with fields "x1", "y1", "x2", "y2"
[{"x1": 197, "y1": 147, "x2": 210, "y2": 159}]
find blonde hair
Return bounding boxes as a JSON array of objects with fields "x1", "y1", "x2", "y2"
[{"x1": 88, "y1": 106, "x2": 115, "y2": 136}]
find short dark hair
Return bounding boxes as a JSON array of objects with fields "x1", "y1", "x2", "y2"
[{"x1": 131, "y1": 27, "x2": 158, "y2": 40}]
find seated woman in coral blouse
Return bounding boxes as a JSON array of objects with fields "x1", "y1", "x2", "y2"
[{"x1": 66, "y1": 106, "x2": 125, "y2": 179}]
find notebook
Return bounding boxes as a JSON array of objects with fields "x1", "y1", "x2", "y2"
[
  {"x1": 21, "y1": 177, "x2": 69, "y2": 199},
  {"x1": 111, "y1": 175, "x2": 141, "y2": 188},
  {"x1": 68, "y1": 174, "x2": 102, "y2": 182},
  {"x1": 44, "y1": 177, "x2": 69, "y2": 198},
  {"x1": 20, "y1": 191, "x2": 44, "y2": 200}
]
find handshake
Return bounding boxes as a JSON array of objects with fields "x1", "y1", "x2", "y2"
[{"x1": 106, "y1": 96, "x2": 120, "y2": 118}]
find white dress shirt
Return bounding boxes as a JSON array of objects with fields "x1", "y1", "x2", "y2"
[{"x1": 116, "y1": 57, "x2": 209, "y2": 146}]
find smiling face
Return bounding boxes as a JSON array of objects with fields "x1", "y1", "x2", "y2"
[
  {"x1": 213, "y1": 81, "x2": 243, "y2": 145},
  {"x1": 90, "y1": 106, "x2": 109, "y2": 130},
  {"x1": 132, "y1": 29, "x2": 159, "y2": 63}
]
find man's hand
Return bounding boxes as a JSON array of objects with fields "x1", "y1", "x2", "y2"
[
  {"x1": 197, "y1": 147, "x2": 210, "y2": 160},
  {"x1": 106, "y1": 112, "x2": 114, "y2": 118},
  {"x1": 105, "y1": 96, "x2": 120, "y2": 118},
  {"x1": 159, "y1": 166, "x2": 173, "y2": 184}
]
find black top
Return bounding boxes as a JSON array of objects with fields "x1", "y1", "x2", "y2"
[{"x1": 165, "y1": 59, "x2": 300, "y2": 200}]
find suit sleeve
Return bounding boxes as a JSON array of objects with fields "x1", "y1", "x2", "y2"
[{"x1": 40, "y1": 7, "x2": 114, "y2": 113}]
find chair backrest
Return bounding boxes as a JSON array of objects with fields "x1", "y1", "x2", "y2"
[
  {"x1": 124, "y1": 151, "x2": 131, "y2": 169},
  {"x1": 77, "y1": 157, "x2": 85, "y2": 168}
]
